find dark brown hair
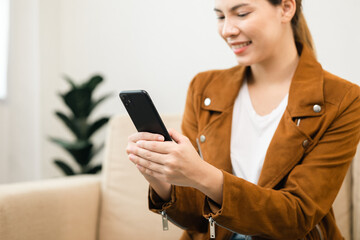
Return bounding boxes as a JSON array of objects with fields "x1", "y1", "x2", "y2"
[{"x1": 268, "y1": 0, "x2": 315, "y2": 54}]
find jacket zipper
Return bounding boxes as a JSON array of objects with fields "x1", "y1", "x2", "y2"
[
  {"x1": 160, "y1": 210, "x2": 188, "y2": 231},
  {"x1": 208, "y1": 216, "x2": 251, "y2": 239},
  {"x1": 209, "y1": 217, "x2": 216, "y2": 238},
  {"x1": 315, "y1": 224, "x2": 324, "y2": 240},
  {"x1": 209, "y1": 220, "x2": 323, "y2": 240},
  {"x1": 161, "y1": 210, "x2": 169, "y2": 231}
]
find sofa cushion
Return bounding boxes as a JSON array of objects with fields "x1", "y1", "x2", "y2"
[
  {"x1": 333, "y1": 166, "x2": 352, "y2": 240},
  {"x1": 352, "y1": 144, "x2": 360, "y2": 239},
  {"x1": 0, "y1": 176, "x2": 100, "y2": 240},
  {"x1": 98, "y1": 115, "x2": 183, "y2": 240}
]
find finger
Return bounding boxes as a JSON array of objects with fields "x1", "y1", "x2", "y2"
[
  {"x1": 129, "y1": 145, "x2": 166, "y2": 165},
  {"x1": 128, "y1": 132, "x2": 165, "y2": 143},
  {"x1": 126, "y1": 141, "x2": 136, "y2": 155},
  {"x1": 168, "y1": 128, "x2": 186, "y2": 144},
  {"x1": 136, "y1": 140, "x2": 174, "y2": 154},
  {"x1": 136, "y1": 164, "x2": 165, "y2": 180},
  {"x1": 129, "y1": 154, "x2": 163, "y2": 174}
]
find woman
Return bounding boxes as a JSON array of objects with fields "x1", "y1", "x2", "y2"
[{"x1": 126, "y1": 0, "x2": 360, "y2": 239}]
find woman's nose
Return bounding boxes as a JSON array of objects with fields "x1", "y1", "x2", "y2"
[{"x1": 222, "y1": 19, "x2": 240, "y2": 38}]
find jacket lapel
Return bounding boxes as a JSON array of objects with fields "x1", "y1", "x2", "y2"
[
  {"x1": 197, "y1": 44, "x2": 326, "y2": 189},
  {"x1": 198, "y1": 66, "x2": 247, "y2": 172},
  {"x1": 257, "y1": 45, "x2": 325, "y2": 188},
  {"x1": 202, "y1": 66, "x2": 247, "y2": 112}
]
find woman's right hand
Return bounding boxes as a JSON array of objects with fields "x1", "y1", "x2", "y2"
[{"x1": 126, "y1": 132, "x2": 172, "y2": 201}]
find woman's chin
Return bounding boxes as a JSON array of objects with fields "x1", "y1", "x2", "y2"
[{"x1": 234, "y1": 57, "x2": 254, "y2": 66}]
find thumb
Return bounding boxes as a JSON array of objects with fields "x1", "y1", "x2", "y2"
[{"x1": 168, "y1": 128, "x2": 184, "y2": 144}]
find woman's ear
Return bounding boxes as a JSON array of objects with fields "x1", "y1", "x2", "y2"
[{"x1": 281, "y1": 0, "x2": 296, "y2": 23}]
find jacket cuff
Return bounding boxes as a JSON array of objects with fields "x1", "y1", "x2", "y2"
[
  {"x1": 204, "y1": 196, "x2": 222, "y2": 215},
  {"x1": 203, "y1": 170, "x2": 253, "y2": 220},
  {"x1": 202, "y1": 170, "x2": 228, "y2": 219},
  {"x1": 148, "y1": 185, "x2": 176, "y2": 212}
]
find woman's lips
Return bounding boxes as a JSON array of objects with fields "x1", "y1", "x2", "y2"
[{"x1": 230, "y1": 41, "x2": 252, "y2": 54}]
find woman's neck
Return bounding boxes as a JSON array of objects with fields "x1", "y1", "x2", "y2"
[{"x1": 248, "y1": 40, "x2": 300, "y2": 87}]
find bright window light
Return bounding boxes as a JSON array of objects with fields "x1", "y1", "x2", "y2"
[{"x1": 0, "y1": 0, "x2": 10, "y2": 99}]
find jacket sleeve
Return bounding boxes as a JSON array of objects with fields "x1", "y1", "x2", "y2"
[
  {"x1": 148, "y1": 74, "x2": 209, "y2": 232},
  {"x1": 203, "y1": 84, "x2": 360, "y2": 239}
]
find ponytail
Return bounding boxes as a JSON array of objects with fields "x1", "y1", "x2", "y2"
[{"x1": 268, "y1": 0, "x2": 316, "y2": 56}]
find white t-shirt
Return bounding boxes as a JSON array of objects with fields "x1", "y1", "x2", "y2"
[{"x1": 231, "y1": 80, "x2": 288, "y2": 184}]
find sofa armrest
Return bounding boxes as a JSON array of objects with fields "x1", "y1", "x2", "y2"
[{"x1": 0, "y1": 175, "x2": 101, "y2": 240}]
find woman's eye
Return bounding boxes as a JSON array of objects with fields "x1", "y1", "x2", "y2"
[
  {"x1": 238, "y1": 12, "x2": 250, "y2": 17},
  {"x1": 216, "y1": 15, "x2": 225, "y2": 20}
]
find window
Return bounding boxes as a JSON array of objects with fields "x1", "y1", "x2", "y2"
[{"x1": 0, "y1": 0, "x2": 9, "y2": 99}]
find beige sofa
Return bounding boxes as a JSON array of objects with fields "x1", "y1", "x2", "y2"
[{"x1": 0, "y1": 115, "x2": 359, "y2": 240}]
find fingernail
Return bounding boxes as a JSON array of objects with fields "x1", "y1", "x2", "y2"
[{"x1": 158, "y1": 135, "x2": 164, "y2": 141}]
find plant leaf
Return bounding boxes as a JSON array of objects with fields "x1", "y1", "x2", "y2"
[
  {"x1": 84, "y1": 164, "x2": 102, "y2": 174},
  {"x1": 63, "y1": 74, "x2": 77, "y2": 88},
  {"x1": 61, "y1": 89, "x2": 92, "y2": 118},
  {"x1": 87, "y1": 117, "x2": 109, "y2": 138},
  {"x1": 84, "y1": 75, "x2": 103, "y2": 92},
  {"x1": 73, "y1": 117, "x2": 89, "y2": 140},
  {"x1": 55, "y1": 111, "x2": 82, "y2": 139},
  {"x1": 89, "y1": 93, "x2": 112, "y2": 113},
  {"x1": 49, "y1": 137, "x2": 93, "y2": 167},
  {"x1": 54, "y1": 160, "x2": 76, "y2": 176}
]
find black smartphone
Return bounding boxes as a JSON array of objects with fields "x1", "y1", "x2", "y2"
[{"x1": 119, "y1": 90, "x2": 172, "y2": 141}]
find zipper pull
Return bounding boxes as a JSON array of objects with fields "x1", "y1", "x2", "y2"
[
  {"x1": 209, "y1": 217, "x2": 216, "y2": 239},
  {"x1": 161, "y1": 210, "x2": 169, "y2": 231}
]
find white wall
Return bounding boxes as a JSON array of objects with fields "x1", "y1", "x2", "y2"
[
  {"x1": 304, "y1": 0, "x2": 360, "y2": 83},
  {"x1": 0, "y1": 0, "x2": 41, "y2": 182},
  {"x1": 1, "y1": 0, "x2": 359, "y2": 182}
]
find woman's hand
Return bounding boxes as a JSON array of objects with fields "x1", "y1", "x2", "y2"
[
  {"x1": 126, "y1": 129, "x2": 224, "y2": 204},
  {"x1": 126, "y1": 132, "x2": 171, "y2": 201}
]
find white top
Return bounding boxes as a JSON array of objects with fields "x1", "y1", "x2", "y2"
[{"x1": 231, "y1": 80, "x2": 288, "y2": 184}]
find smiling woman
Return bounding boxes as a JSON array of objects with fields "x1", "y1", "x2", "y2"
[
  {"x1": 0, "y1": 0, "x2": 10, "y2": 99},
  {"x1": 125, "y1": 0, "x2": 360, "y2": 239}
]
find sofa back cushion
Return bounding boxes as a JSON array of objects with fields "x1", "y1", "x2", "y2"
[
  {"x1": 98, "y1": 115, "x2": 183, "y2": 240},
  {"x1": 333, "y1": 166, "x2": 352, "y2": 239},
  {"x1": 333, "y1": 143, "x2": 360, "y2": 240}
]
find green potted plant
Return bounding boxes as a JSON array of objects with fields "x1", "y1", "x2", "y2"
[{"x1": 49, "y1": 74, "x2": 112, "y2": 175}]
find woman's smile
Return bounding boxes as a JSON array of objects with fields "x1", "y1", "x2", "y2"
[{"x1": 229, "y1": 40, "x2": 253, "y2": 54}]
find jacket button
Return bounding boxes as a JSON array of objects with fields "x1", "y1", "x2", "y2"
[
  {"x1": 313, "y1": 104, "x2": 322, "y2": 113},
  {"x1": 302, "y1": 139, "x2": 309, "y2": 148},
  {"x1": 200, "y1": 135, "x2": 206, "y2": 143},
  {"x1": 204, "y1": 98, "x2": 211, "y2": 106}
]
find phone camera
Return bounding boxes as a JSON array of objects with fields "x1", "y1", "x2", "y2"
[{"x1": 124, "y1": 98, "x2": 131, "y2": 106}]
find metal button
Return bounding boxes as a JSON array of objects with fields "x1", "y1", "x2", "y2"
[
  {"x1": 200, "y1": 135, "x2": 206, "y2": 143},
  {"x1": 204, "y1": 98, "x2": 211, "y2": 106},
  {"x1": 302, "y1": 139, "x2": 309, "y2": 148},
  {"x1": 313, "y1": 104, "x2": 322, "y2": 113}
]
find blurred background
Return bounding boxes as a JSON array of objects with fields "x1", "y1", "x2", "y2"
[{"x1": 0, "y1": 0, "x2": 359, "y2": 183}]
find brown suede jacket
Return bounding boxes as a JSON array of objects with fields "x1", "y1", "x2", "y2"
[{"x1": 149, "y1": 44, "x2": 360, "y2": 239}]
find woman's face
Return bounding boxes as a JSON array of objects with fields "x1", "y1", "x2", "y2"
[{"x1": 214, "y1": 0, "x2": 286, "y2": 66}]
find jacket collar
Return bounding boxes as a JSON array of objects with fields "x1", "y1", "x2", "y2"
[
  {"x1": 201, "y1": 43, "x2": 324, "y2": 117},
  {"x1": 287, "y1": 44, "x2": 324, "y2": 117}
]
